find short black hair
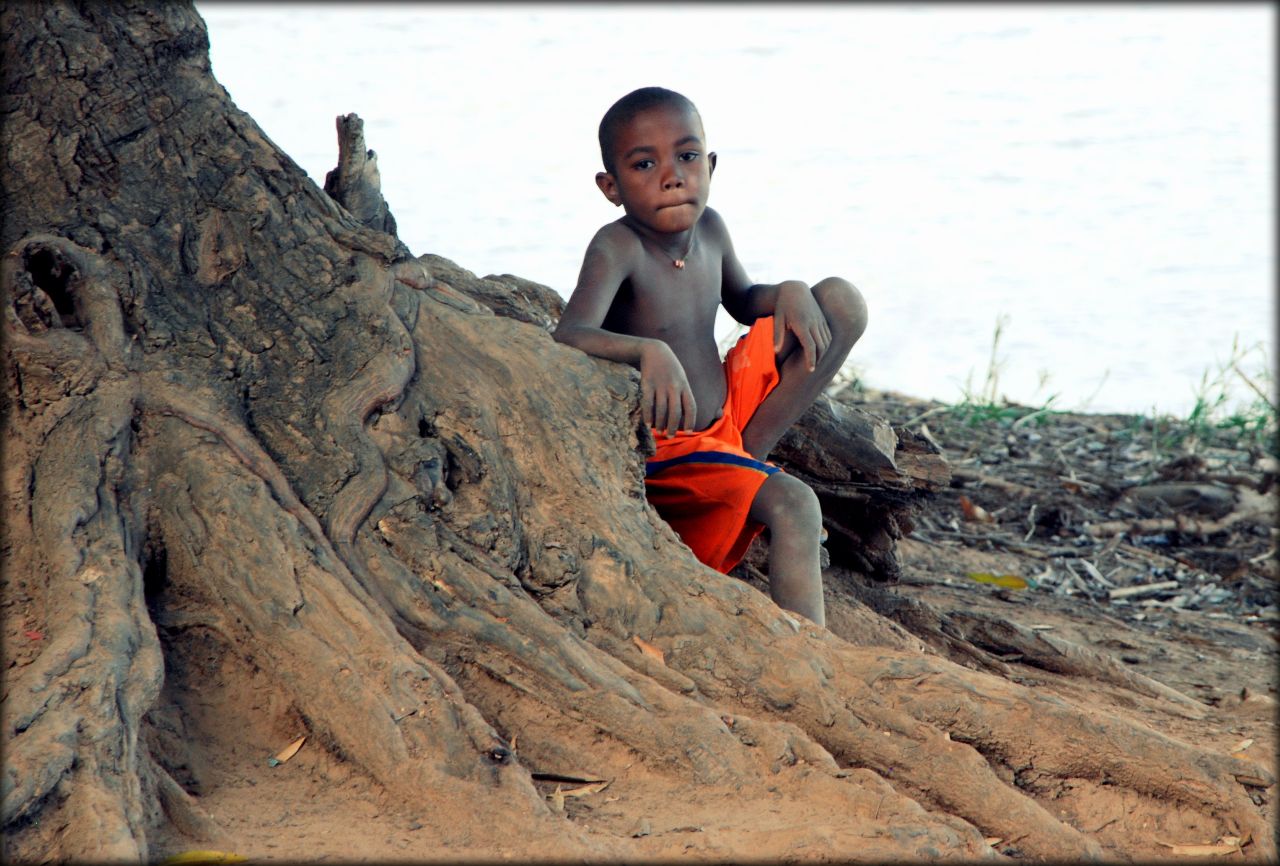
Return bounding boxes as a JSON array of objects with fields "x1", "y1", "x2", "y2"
[{"x1": 598, "y1": 87, "x2": 700, "y2": 175}]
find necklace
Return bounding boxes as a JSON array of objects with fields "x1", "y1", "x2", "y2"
[
  {"x1": 629, "y1": 221, "x2": 697, "y2": 268},
  {"x1": 666, "y1": 230, "x2": 696, "y2": 269},
  {"x1": 645, "y1": 230, "x2": 696, "y2": 267}
]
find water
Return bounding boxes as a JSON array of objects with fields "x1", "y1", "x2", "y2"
[{"x1": 198, "y1": 3, "x2": 1274, "y2": 416}]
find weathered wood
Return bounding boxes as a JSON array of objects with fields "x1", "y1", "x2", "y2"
[
  {"x1": 323, "y1": 112, "x2": 406, "y2": 245},
  {"x1": 2, "y1": 3, "x2": 1272, "y2": 862}
]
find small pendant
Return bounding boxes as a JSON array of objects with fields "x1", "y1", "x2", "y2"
[{"x1": 673, "y1": 259, "x2": 685, "y2": 269}]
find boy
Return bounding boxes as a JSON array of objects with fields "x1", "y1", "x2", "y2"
[{"x1": 553, "y1": 87, "x2": 867, "y2": 627}]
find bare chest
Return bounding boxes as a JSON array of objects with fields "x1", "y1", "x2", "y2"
[{"x1": 604, "y1": 251, "x2": 721, "y2": 344}]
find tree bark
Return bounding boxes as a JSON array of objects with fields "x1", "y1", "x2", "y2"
[{"x1": 2, "y1": 2, "x2": 1272, "y2": 862}]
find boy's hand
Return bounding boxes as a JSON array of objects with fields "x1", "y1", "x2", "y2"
[
  {"x1": 774, "y1": 281, "x2": 831, "y2": 372},
  {"x1": 639, "y1": 341, "x2": 697, "y2": 436}
]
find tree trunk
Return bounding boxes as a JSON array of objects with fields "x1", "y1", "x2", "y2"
[{"x1": 2, "y1": 3, "x2": 1272, "y2": 861}]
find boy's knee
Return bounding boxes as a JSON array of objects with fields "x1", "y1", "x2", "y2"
[
  {"x1": 813, "y1": 277, "x2": 868, "y2": 345},
  {"x1": 754, "y1": 473, "x2": 822, "y2": 531}
]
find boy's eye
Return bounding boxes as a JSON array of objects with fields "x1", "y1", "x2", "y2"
[
  {"x1": 679, "y1": 151, "x2": 701, "y2": 162},
  {"x1": 632, "y1": 159, "x2": 655, "y2": 170}
]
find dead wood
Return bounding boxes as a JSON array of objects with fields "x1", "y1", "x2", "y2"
[{"x1": 2, "y1": 3, "x2": 1273, "y2": 862}]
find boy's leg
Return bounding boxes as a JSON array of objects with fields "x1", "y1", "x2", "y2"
[
  {"x1": 740, "y1": 277, "x2": 867, "y2": 460},
  {"x1": 749, "y1": 472, "x2": 825, "y2": 626}
]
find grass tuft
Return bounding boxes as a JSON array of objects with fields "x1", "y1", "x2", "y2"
[
  {"x1": 1144, "y1": 335, "x2": 1277, "y2": 456},
  {"x1": 944, "y1": 319, "x2": 1276, "y2": 455},
  {"x1": 949, "y1": 315, "x2": 1063, "y2": 427}
]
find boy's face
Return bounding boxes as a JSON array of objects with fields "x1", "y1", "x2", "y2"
[{"x1": 596, "y1": 103, "x2": 716, "y2": 234}]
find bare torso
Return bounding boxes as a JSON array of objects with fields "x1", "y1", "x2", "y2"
[{"x1": 602, "y1": 220, "x2": 729, "y2": 431}]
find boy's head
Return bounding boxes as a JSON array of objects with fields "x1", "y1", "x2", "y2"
[
  {"x1": 595, "y1": 87, "x2": 716, "y2": 234},
  {"x1": 598, "y1": 87, "x2": 701, "y2": 176}
]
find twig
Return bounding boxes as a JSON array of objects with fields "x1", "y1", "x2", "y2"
[
  {"x1": 1011, "y1": 407, "x2": 1055, "y2": 429},
  {"x1": 1085, "y1": 509, "x2": 1260, "y2": 538},
  {"x1": 1078, "y1": 558, "x2": 1116, "y2": 588},
  {"x1": 1230, "y1": 360, "x2": 1279, "y2": 413},
  {"x1": 952, "y1": 467, "x2": 1037, "y2": 497},
  {"x1": 901, "y1": 404, "x2": 950, "y2": 428},
  {"x1": 1109, "y1": 580, "x2": 1180, "y2": 600}
]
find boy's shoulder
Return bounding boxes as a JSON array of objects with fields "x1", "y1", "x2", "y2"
[
  {"x1": 593, "y1": 218, "x2": 641, "y2": 246},
  {"x1": 699, "y1": 205, "x2": 728, "y2": 232},
  {"x1": 587, "y1": 219, "x2": 644, "y2": 262}
]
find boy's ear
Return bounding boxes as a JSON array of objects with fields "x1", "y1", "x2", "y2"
[
  {"x1": 595, "y1": 171, "x2": 623, "y2": 207},
  {"x1": 708, "y1": 151, "x2": 717, "y2": 176}
]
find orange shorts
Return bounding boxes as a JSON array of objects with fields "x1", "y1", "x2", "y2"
[{"x1": 644, "y1": 317, "x2": 782, "y2": 573}]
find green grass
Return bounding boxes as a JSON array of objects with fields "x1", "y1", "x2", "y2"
[
  {"x1": 944, "y1": 319, "x2": 1277, "y2": 454},
  {"x1": 947, "y1": 314, "x2": 1064, "y2": 427},
  {"x1": 1143, "y1": 335, "x2": 1277, "y2": 456}
]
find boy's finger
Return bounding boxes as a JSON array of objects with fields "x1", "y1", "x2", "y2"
[
  {"x1": 814, "y1": 325, "x2": 830, "y2": 359},
  {"x1": 680, "y1": 390, "x2": 697, "y2": 433},
  {"x1": 801, "y1": 330, "x2": 817, "y2": 371},
  {"x1": 774, "y1": 313, "x2": 787, "y2": 352}
]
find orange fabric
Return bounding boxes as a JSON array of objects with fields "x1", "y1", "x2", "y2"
[{"x1": 644, "y1": 317, "x2": 782, "y2": 573}]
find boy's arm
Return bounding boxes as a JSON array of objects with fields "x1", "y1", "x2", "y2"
[
  {"x1": 553, "y1": 226, "x2": 697, "y2": 435},
  {"x1": 711, "y1": 208, "x2": 832, "y2": 372},
  {"x1": 553, "y1": 226, "x2": 646, "y2": 362}
]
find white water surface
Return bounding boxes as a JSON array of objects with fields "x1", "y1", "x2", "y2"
[{"x1": 198, "y1": 3, "x2": 1274, "y2": 416}]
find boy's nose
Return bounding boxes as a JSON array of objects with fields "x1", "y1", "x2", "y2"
[{"x1": 662, "y1": 173, "x2": 685, "y2": 190}]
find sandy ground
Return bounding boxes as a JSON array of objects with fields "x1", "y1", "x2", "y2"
[{"x1": 140, "y1": 536, "x2": 1276, "y2": 863}]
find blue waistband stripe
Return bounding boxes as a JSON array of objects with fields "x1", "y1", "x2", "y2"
[{"x1": 645, "y1": 450, "x2": 780, "y2": 478}]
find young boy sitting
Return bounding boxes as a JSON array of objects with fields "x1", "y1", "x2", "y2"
[{"x1": 553, "y1": 87, "x2": 867, "y2": 628}]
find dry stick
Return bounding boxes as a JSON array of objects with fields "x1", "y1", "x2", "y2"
[
  {"x1": 1085, "y1": 510, "x2": 1255, "y2": 538},
  {"x1": 901, "y1": 404, "x2": 950, "y2": 428},
  {"x1": 1247, "y1": 548, "x2": 1276, "y2": 565},
  {"x1": 1108, "y1": 581, "x2": 1181, "y2": 601},
  {"x1": 1023, "y1": 503, "x2": 1038, "y2": 541},
  {"x1": 951, "y1": 466, "x2": 1038, "y2": 497},
  {"x1": 1010, "y1": 406, "x2": 1055, "y2": 429},
  {"x1": 1078, "y1": 559, "x2": 1116, "y2": 588}
]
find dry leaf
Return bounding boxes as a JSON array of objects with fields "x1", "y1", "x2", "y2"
[
  {"x1": 562, "y1": 780, "x2": 610, "y2": 797},
  {"x1": 1157, "y1": 840, "x2": 1239, "y2": 856},
  {"x1": 959, "y1": 495, "x2": 993, "y2": 523},
  {"x1": 268, "y1": 735, "x2": 306, "y2": 766},
  {"x1": 549, "y1": 785, "x2": 565, "y2": 813},
  {"x1": 1232, "y1": 773, "x2": 1272, "y2": 787},
  {"x1": 1230, "y1": 738, "x2": 1253, "y2": 753},
  {"x1": 160, "y1": 852, "x2": 248, "y2": 865},
  {"x1": 1170, "y1": 844, "x2": 1238, "y2": 856},
  {"x1": 632, "y1": 636, "x2": 665, "y2": 664},
  {"x1": 966, "y1": 572, "x2": 1030, "y2": 590}
]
